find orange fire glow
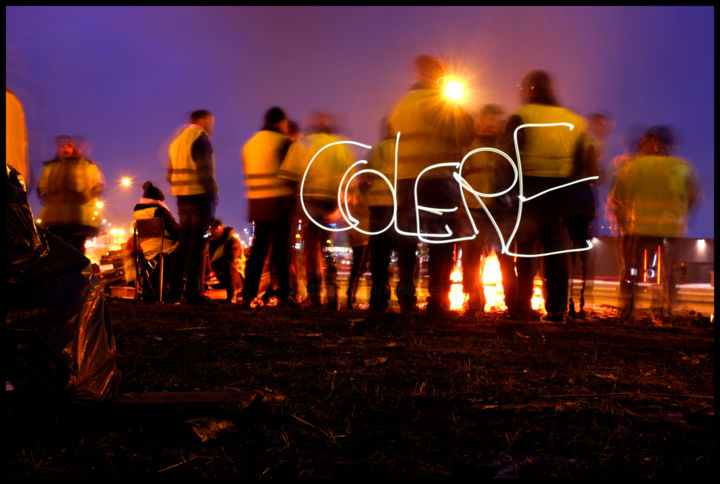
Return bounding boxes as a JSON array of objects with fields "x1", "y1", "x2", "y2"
[
  {"x1": 447, "y1": 250, "x2": 547, "y2": 315},
  {"x1": 449, "y1": 266, "x2": 468, "y2": 311}
]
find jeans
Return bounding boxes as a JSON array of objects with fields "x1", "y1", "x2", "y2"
[{"x1": 170, "y1": 193, "x2": 215, "y2": 301}]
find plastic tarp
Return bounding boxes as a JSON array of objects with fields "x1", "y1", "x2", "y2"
[{"x1": 5, "y1": 165, "x2": 120, "y2": 400}]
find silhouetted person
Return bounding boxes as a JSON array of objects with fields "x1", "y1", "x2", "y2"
[
  {"x1": 609, "y1": 126, "x2": 698, "y2": 321},
  {"x1": 37, "y1": 135, "x2": 105, "y2": 254},
  {"x1": 167, "y1": 109, "x2": 218, "y2": 304}
]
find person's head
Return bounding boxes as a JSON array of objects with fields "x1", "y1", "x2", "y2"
[
  {"x1": 414, "y1": 54, "x2": 447, "y2": 85},
  {"x1": 640, "y1": 125, "x2": 675, "y2": 155},
  {"x1": 55, "y1": 135, "x2": 80, "y2": 159},
  {"x1": 475, "y1": 104, "x2": 505, "y2": 138},
  {"x1": 209, "y1": 218, "x2": 224, "y2": 238},
  {"x1": 263, "y1": 106, "x2": 289, "y2": 133},
  {"x1": 190, "y1": 109, "x2": 214, "y2": 135},
  {"x1": 287, "y1": 119, "x2": 301, "y2": 141},
  {"x1": 519, "y1": 70, "x2": 557, "y2": 105},
  {"x1": 588, "y1": 112, "x2": 613, "y2": 141},
  {"x1": 142, "y1": 180, "x2": 165, "y2": 201},
  {"x1": 305, "y1": 111, "x2": 331, "y2": 134}
]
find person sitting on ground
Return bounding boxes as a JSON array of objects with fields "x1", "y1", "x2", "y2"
[{"x1": 207, "y1": 218, "x2": 245, "y2": 303}]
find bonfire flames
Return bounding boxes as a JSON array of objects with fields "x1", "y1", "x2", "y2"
[{"x1": 448, "y1": 250, "x2": 546, "y2": 315}]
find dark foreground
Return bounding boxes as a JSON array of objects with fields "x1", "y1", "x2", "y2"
[{"x1": 6, "y1": 300, "x2": 715, "y2": 479}]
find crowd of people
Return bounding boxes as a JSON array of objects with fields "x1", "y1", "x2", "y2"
[{"x1": 9, "y1": 54, "x2": 699, "y2": 323}]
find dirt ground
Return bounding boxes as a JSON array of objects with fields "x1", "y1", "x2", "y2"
[{"x1": 6, "y1": 299, "x2": 715, "y2": 479}]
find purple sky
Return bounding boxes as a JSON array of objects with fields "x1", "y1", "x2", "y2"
[{"x1": 6, "y1": 6, "x2": 714, "y2": 240}]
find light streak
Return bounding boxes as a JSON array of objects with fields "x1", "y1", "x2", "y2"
[{"x1": 298, "y1": 124, "x2": 599, "y2": 259}]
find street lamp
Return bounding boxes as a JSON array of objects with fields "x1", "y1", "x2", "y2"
[{"x1": 120, "y1": 176, "x2": 134, "y2": 188}]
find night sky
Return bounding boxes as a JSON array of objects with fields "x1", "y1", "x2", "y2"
[{"x1": 6, "y1": 6, "x2": 714, "y2": 240}]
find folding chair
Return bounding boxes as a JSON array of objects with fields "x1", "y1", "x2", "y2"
[{"x1": 133, "y1": 217, "x2": 166, "y2": 302}]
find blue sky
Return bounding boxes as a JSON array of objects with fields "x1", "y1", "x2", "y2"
[{"x1": 6, "y1": 6, "x2": 714, "y2": 239}]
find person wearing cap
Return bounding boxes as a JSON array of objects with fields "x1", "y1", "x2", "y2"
[
  {"x1": 36, "y1": 135, "x2": 105, "y2": 254},
  {"x1": 609, "y1": 126, "x2": 699, "y2": 321},
  {"x1": 240, "y1": 106, "x2": 297, "y2": 308},
  {"x1": 278, "y1": 111, "x2": 355, "y2": 310},
  {"x1": 166, "y1": 109, "x2": 218, "y2": 305},
  {"x1": 503, "y1": 70, "x2": 594, "y2": 324},
  {"x1": 388, "y1": 54, "x2": 475, "y2": 316}
]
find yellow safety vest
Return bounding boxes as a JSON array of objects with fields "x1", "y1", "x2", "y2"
[
  {"x1": 389, "y1": 87, "x2": 474, "y2": 180},
  {"x1": 133, "y1": 206, "x2": 178, "y2": 259},
  {"x1": 366, "y1": 137, "x2": 397, "y2": 207},
  {"x1": 242, "y1": 130, "x2": 295, "y2": 199},
  {"x1": 610, "y1": 155, "x2": 693, "y2": 237},
  {"x1": 278, "y1": 132, "x2": 354, "y2": 201},
  {"x1": 514, "y1": 104, "x2": 587, "y2": 178},
  {"x1": 6, "y1": 90, "x2": 29, "y2": 186},
  {"x1": 37, "y1": 158, "x2": 104, "y2": 228},
  {"x1": 168, "y1": 124, "x2": 217, "y2": 196},
  {"x1": 460, "y1": 138, "x2": 506, "y2": 211}
]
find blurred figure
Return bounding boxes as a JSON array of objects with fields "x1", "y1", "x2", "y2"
[
  {"x1": 345, "y1": 174, "x2": 371, "y2": 310},
  {"x1": 564, "y1": 112, "x2": 607, "y2": 317},
  {"x1": 6, "y1": 87, "x2": 30, "y2": 186},
  {"x1": 37, "y1": 135, "x2": 105, "y2": 254},
  {"x1": 129, "y1": 181, "x2": 180, "y2": 300},
  {"x1": 241, "y1": 107, "x2": 297, "y2": 308},
  {"x1": 207, "y1": 218, "x2": 245, "y2": 304},
  {"x1": 609, "y1": 126, "x2": 699, "y2": 321},
  {"x1": 503, "y1": 70, "x2": 595, "y2": 323},
  {"x1": 367, "y1": 117, "x2": 402, "y2": 312},
  {"x1": 166, "y1": 109, "x2": 219, "y2": 305},
  {"x1": 388, "y1": 54, "x2": 475, "y2": 316},
  {"x1": 460, "y1": 104, "x2": 517, "y2": 318},
  {"x1": 279, "y1": 111, "x2": 355, "y2": 310}
]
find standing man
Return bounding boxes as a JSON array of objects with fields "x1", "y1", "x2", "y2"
[
  {"x1": 609, "y1": 126, "x2": 698, "y2": 321},
  {"x1": 278, "y1": 111, "x2": 355, "y2": 310},
  {"x1": 240, "y1": 107, "x2": 297, "y2": 308},
  {"x1": 389, "y1": 54, "x2": 475, "y2": 316},
  {"x1": 37, "y1": 135, "x2": 105, "y2": 254},
  {"x1": 503, "y1": 70, "x2": 594, "y2": 323},
  {"x1": 167, "y1": 109, "x2": 218, "y2": 305}
]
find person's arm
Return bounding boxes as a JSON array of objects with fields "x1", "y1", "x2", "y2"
[
  {"x1": 157, "y1": 207, "x2": 180, "y2": 240},
  {"x1": 191, "y1": 133, "x2": 219, "y2": 196},
  {"x1": 502, "y1": 114, "x2": 524, "y2": 162}
]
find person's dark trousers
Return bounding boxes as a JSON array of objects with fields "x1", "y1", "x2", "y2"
[
  {"x1": 565, "y1": 211, "x2": 595, "y2": 313},
  {"x1": 302, "y1": 200, "x2": 337, "y2": 307},
  {"x1": 619, "y1": 234, "x2": 673, "y2": 318},
  {"x1": 169, "y1": 193, "x2": 215, "y2": 302},
  {"x1": 242, "y1": 219, "x2": 292, "y2": 303},
  {"x1": 47, "y1": 224, "x2": 96, "y2": 255},
  {"x1": 369, "y1": 206, "x2": 396, "y2": 311},
  {"x1": 514, "y1": 177, "x2": 570, "y2": 316},
  {"x1": 427, "y1": 243, "x2": 454, "y2": 310},
  {"x1": 462, "y1": 233, "x2": 487, "y2": 311},
  {"x1": 347, "y1": 244, "x2": 369, "y2": 308}
]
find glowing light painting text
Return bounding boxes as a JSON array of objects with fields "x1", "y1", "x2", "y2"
[{"x1": 299, "y1": 123, "x2": 598, "y2": 258}]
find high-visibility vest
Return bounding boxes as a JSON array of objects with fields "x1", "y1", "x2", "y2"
[
  {"x1": 6, "y1": 90, "x2": 29, "y2": 186},
  {"x1": 168, "y1": 124, "x2": 216, "y2": 196},
  {"x1": 242, "y1": 130, "x2": 295, "y2": 200},
  {"x1": 611, "y1": 155, "x2": 694, "y2": 237},
  {"x1": 37, "y1": 157, "x2": 104, "y2": 228},
  {"x1": 366, "y1": 138, "x2": 397, "y2": 207},
  {"x1": 278, "y1": 132, "x2": 354, "y2": 201},
  {"x1": 133, "y1": 206, "x2": 179, "y2": 259},
  {"x1": 389, "y1": 87, "x2": 474, "y2": 180},
  {"x1": 514, "y1": 103, "x2": 587, "y2": 178}
]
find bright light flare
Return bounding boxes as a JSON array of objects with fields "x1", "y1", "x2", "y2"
[
  {"x1": 449, "y1": 266, "x2": 468, "y2": 311},
  {"x1": 481, "y1": 251, "x2": 507, "y2": 312},
  {"x1": 120, "y1": 176, "x2": 133, "y2": 188},
  {"x1": 442, "y1": 78, "x2": 466, "y2": 102},
  {"x1": 95, "y1": 201, "x2": 104, "y2": 209}
]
